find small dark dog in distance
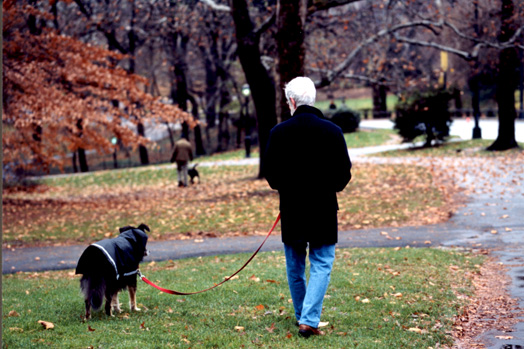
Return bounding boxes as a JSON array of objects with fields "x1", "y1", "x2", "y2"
[
  {"x1": 75, "y1": 224, "x2": 150, "y2": 319},
  {"x1": 188, "y1": 163, "x2": 199, "y2": 184}
]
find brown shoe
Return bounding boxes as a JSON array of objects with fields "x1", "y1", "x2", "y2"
[{"x1": 298, "y1": 324, "x2": 325, "y2": 338}]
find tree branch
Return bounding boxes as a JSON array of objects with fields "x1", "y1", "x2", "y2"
[
  {"x1": 199, "y1": 0, "x2": 231, "y2": 12},
  {"x1": 307, "y1": 0, "x2": 363, "y2": 14},
  {"x1": 393, "y1": 34, "x2": 478, "y2": 60},
  {"x1": 317, "y1": 19, "x2": 441, "y2": 87}
]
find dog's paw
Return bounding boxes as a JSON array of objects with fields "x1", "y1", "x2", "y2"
[{"x1": 131, "y1": 306, "x2": 141, "y2": 312}]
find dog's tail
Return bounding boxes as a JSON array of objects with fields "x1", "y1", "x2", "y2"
[{"x1": 80, "y1": 275, "x2": 106, "y2": 310}]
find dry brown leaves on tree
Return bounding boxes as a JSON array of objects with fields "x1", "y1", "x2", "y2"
[{"x1": 2, "y1": 1, "x2": 193, "y2": 174}]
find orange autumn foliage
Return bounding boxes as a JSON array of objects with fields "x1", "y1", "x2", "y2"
[{"x1": 2, "y1": 0, "x2": 193, "y2": 174}]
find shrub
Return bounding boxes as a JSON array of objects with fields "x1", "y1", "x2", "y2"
[
  {"x1": 394, "y1": 88, "x2": 454, "y2": 147},
  {"x1": 326, "y1": 108, "x2": 361, "y2": 133}
]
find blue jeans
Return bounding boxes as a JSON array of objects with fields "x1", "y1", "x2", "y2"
[{"x1": 284, "y1": 243, "x2": 336, "y2": 328}]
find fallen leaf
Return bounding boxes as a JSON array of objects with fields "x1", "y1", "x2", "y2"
[
  {"x1": 265, "y1": 323, "x2": 275, "y2": 333},
  {"x1": 495, "y1": 335, "x2": 513, "y2": 339},
  {"x1": 8, "y1": 310, "x2": 19, "y2": 317},
  {"x1": 234, "y1": 326, "x2": 244, "y2": 332},
  {"x1": 255, "y1": 304, "x2": 265, "y2": 311},
  {"x1": 88, "y1": 325, "x2": 96, "y2": 332},
  {"x1": 408, "y1": 327, "x2": 422, "y2": 333},
  {"x1": 224, "y1": 275, "x2": 239, "y2": 280},
  {"x1": 38, "y1": 320, "x2": 54, "y2": 330}
]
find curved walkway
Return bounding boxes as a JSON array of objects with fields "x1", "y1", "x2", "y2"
[{"x1": 3, "y1": 149, "x2": 524, "y2": 348}]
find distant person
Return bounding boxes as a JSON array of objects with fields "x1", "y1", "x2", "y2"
[
  {"x1": 170, "y1": 136, "x2": 193, "y2": 187},
  {"x1": 264, "y1": 77, "x2": 352, "y2": 338},
  {"x1": 329, "y1": 100, "x2": 337, "y2": 110}
]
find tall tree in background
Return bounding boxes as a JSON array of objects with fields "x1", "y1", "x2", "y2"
[
  {"x1": 276, "y1": 0, "x2": 307, "y2": 121},
  {"x1": 487, "y1": 0, "x2": 520, "y2": 150},
  {"x1": 2, "y1": 0, "x2": 191, "y2": 175},
  {"x1": 231, "y1": 0, "x2": 277, "y2": 178},
  {"x1": 73, "y1": 0, "x2": 156, "y2": 164}
]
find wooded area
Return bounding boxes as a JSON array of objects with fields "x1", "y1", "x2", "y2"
[{"x1": 3, "y1": 0, "x2": 523, "y2": 178}]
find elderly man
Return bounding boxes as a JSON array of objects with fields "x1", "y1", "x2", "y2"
[{"x1": 264, "y1": 77, "x2": 352, "y2": 338}]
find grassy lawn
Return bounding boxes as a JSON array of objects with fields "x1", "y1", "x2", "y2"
[
  {"x1": 193, "y1": 128, "x2": 398, "y2": 163},
  {"x1": 376, "y1": 138, "x2": 524, "y2": 157},
  {"x1": 3, "y1": 248, "x2": 482, "y2": 348},
  {"x1": 345, "y1": 128, "x2": 397, "y2": 148},
  {"x1": 2, "y1": 161, "x2": 448, "y2": 247},
  {"x1": 316, "y1": 96, "x2": 398, "y2": 111},
  {"x1": 3, "y1": 128, "x2": 439, "y2": 247}
]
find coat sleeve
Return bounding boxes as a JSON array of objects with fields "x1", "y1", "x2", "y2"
[{"x1": 332, "y1": 130, "x2": 352, "y2": 192}]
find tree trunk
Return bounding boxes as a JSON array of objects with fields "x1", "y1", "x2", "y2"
[
  {"x1": 277, "y1": 0, "x2": 307, "y2": 121},
  {"x1": 231, "y1": 0, "x2": 278, "y2": 178},
  {"x1": 137, "y1": 123, "x2": 149, "y2": 165},
  {"x1": 72, "y1": 151, "x2": 78, "y2": 173},
  {"x1": 171, "y1": 34, "x2": 206, "y2": 155},
  {"x1": 78, "y1": 148, "x2": 89, "y2": 172},
  {"x1": 372, "y1": 83, "x2": 388, "y2": 118},
  {"x1": 75, "y1": 118, "x2": 89, "y2": 172},
  {"x1": 487, "y1": 0, "x2": 519, "y2": 151},
  {"x1": 188, "y1": 94, "x2": 206, "y2": 156}
]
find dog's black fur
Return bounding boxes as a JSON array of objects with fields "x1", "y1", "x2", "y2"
[
  {"x1": 188, "y1": 163, "x2": 199, "y2": 184},
  {"x1": 76, "y1": 224, "x2": 150, "y2": 319}
]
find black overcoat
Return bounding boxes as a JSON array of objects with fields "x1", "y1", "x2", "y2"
[
  {"x1": 76, "y1": 227, "x2": 148, "y2": 280},
  {"x1": 264, "y1": 105, "x2": 352, "y2": 245}
]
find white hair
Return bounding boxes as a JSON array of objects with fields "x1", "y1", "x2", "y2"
[{"x1": 284, "y1": 77, "x2": 316, "y2": 107}]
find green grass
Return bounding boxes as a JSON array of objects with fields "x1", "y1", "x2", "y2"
[
  {"x1": 316, "y1": 95, "x2": 398, "y2": 112},
  {"x1": 376, "y1": 139, "x2": 524, "y2": 157},
  {"x1": 3, "y1": 248, "x2": 482, "y2": 348},
  {"x1": 345, "y1": 129, "x2": 397, "y2": 148}
]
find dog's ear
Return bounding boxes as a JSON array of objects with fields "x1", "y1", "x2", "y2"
[
  {"x1": 138, "y1": 223, "x2": 150, "y2": 232},
  {"x1": 119, "y1": 225, "x2": 135, "y2": 233}
]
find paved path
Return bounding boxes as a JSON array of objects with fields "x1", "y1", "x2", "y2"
[
  {"x1": 360, "y1": 118, "x2": 524, "y2": 142},
  {"x1": 3, "y1": 147, "x2": 524, "y2": 347}
]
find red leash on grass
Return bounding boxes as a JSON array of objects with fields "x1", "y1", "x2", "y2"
[{"x1": 139, "y1": 213, "x2": 281, "y2": 295}]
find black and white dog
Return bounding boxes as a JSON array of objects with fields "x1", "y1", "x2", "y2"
[{"x1": 76, "y1": 224, "x2": 150, "y2": 319}]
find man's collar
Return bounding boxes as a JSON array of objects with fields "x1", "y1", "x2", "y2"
[{"x1": 294, "y1": 105, "x2": 325, "y2": 119}]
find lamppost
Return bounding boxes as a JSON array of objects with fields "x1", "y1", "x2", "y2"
[
  {"x1": 111, "y1": 136, "x2": 118, "y2": 169},
  {"x1": 241, "y1": 84, "x2": 252, "y2": 158}
]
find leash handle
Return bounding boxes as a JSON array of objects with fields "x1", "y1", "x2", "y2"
[{"x1": 140, "y1": 213, "x2": 281, "y2": 295}]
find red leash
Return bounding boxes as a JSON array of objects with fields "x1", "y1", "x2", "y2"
[{"x1": 139, "y1": 213, "x2": 281, "y2": 295}]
